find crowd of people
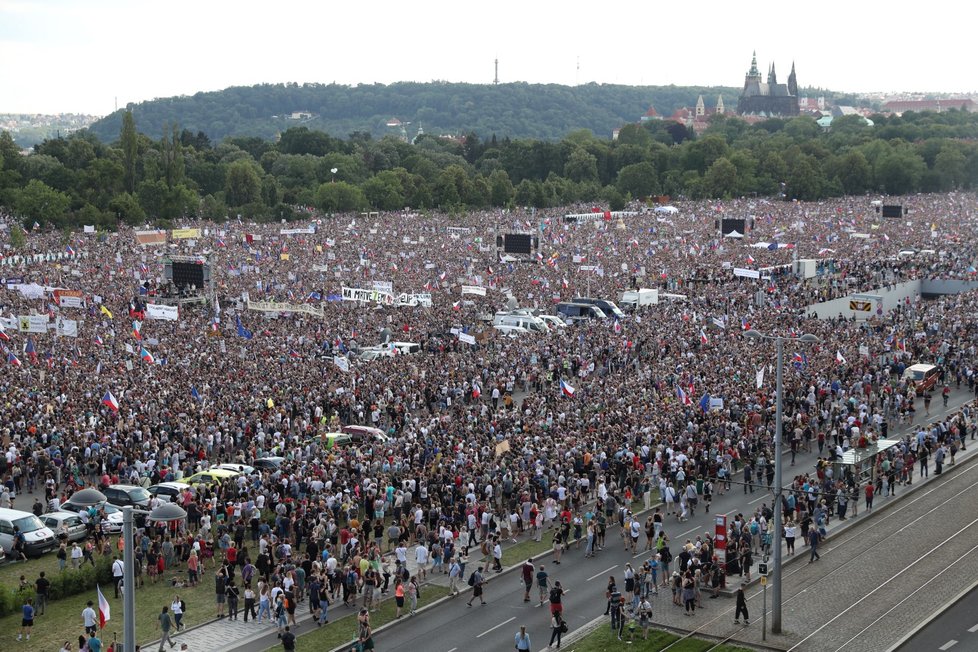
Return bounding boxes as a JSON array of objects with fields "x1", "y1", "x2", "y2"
[{"x1": 1, "y1": 192, "x2": 978, "y2": 650}]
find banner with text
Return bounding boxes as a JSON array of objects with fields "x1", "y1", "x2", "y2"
[{"x1": 146, "y1": 303, "x2": 180, "y2": 321}]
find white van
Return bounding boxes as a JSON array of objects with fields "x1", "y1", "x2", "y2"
[
  {"x1": 493, "y1": 312, "x2": 548, "y2": 333},
  {"x1": 0, "y1": 507, "x2": 58, "y2": 557},
  {"x1": 620, "y1": 289, "x2": 658, "y2": 310}
]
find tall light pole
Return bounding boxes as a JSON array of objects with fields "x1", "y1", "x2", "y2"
[
  {"x1": 70, "y1": 489, "x2": 186, "y2": 652},
  {"x1": 743, "y1": 329, "x2": 819, "y2": 634}
]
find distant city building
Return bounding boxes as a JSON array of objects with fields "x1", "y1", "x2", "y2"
[
  {"x1": 737, "y1": 51, "x2": 799, "y2": 117},
  {"x1": 882, "y1": 98, "x2": 976, "y2": 115}
]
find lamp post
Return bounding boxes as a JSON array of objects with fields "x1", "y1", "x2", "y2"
[
  {"x1": 743, "y1": 329, "x2": 819, "y2": 634},
  {"x1": 68, "y1": 489, "x2": 186, "y2": 652}
]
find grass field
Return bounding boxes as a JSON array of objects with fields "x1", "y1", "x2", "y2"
[{"x1": 0, "y1": 552, "x2": 218, "y2": 649}]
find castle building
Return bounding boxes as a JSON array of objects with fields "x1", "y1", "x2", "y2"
[{"x1": 737, "y1": 51, "x2": 799, "y2": 117}]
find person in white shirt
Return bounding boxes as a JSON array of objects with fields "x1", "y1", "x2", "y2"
[{"x1": 415, "y1": 544, "x2": 429, "y2": 580}]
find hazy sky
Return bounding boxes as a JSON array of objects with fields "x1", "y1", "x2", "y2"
[{"x1": 1, "y1": 0, "x2": 974, "y2": 115}]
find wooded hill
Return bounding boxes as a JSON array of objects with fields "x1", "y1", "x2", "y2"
[{"x1": 86, "y1": 81, "x2": 849, "y2": 143}]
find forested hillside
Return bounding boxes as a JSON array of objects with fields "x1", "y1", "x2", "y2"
[{"x1": 88, "y1": 82, "x2": 756, "y2": 143}]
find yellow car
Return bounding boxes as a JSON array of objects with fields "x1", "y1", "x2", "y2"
[{"x1": 183, "y1": 468, "x2": 241, "y2": 487}]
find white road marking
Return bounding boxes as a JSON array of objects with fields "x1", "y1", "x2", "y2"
[
  {"x1": 586, "y1": 565, "x2": 618, "y2": 582},
  {"x1": 940, "y1": 641, "x2": 958, "y2": 650},
  {"x1": 749, "y1": 494, "x2": 767, "y2": 505},
  {"x1": 968, "y1": 623, "x2": 978, "y2": 633},
  {"x1": 476, "y1": 616, "x2": 516, "y2": 638},
  {"x1": 447, "y1": 648, "x2": 458, "y2": 652}
]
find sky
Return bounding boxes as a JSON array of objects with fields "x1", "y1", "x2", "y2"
[{"x1": 1, "y1": 0, "x2": 975, "y2": 116}]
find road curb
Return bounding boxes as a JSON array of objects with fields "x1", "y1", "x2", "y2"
[{"x1": 883, "y1": 570, "x2": 978, "y2": 652}]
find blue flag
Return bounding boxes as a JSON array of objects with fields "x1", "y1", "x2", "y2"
[
  {"x1": 699, "y1": 393, "x2": 711, "y2": 413},
  {"x1": 235, "y1": 316, "x2": 253, "y2": 340},
  {"x1": 191, "y1": 386, "x2": 201, "y2": 401}
]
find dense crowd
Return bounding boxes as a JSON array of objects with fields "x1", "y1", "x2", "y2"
[{"x1": 1, "y1": 193, "x2": 978, "y2": 646}]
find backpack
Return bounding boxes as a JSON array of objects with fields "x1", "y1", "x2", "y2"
[
  {"x1": 468, "y1": 572, "x2": 476, "y2": 587},
  {"x1": 549, "y1": 587, "x2": 561, "y2": 604}
]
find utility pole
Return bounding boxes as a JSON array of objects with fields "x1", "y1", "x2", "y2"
[{"x1": 494, "y1": 58, "x2": 499, "y2": 85}]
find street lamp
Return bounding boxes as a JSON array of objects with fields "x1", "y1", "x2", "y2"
[
  {"x1": 68, "y1": 488, "x2": 187, "y2": 652},
  {"x1": 742, "y1": 329, "x2": 819, "y2": 634}
]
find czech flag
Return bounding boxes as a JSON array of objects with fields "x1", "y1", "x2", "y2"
[
  {"x1": 0, "y1": 327, "x2": 9, "y2": 342},
  {"x1": 7, "y1": 350, "x2": 22, "y2": 367},
  {"x1": 101, "y1": 390, "x2": 119, "y2": 412},
  {"x1": 24, "y1": 337, "x2": 37, "y2": 362},
  {"x1": 699, "y1": 329, "x2": 709, "y2": 345},
  {"x1": 836, "y1": 350, "x2": 847, "y2": 365},
  {"x1": 132, "y1": 320, "x2": 142, "y2": 341},
  {"x1": 97, "y1": 585, "x2": 110, "y2": 628},
  {"x1": 140, "y1": 347, "x2": 154, "y2": 364},
  {"x1": 676, "y1": 385, "x2": 691, "y2": 406},
  {"x1": 746, "y1": 254, "x2": 755, "y2": 264},
  {"x1": 65, "y1": 244, "x2": 76, "y2": 256},
  {"x1": 560, "y1": 379, "x2": 575, "y2": 397}
]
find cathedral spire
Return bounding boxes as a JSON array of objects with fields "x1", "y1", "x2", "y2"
[
  {"x1": 788, "y1": 61, "x2": 798, "y2": 97},
  {"x1": 768, "y1": 61, "x2": 777, "y2": 85},
  {"x1": 748, "y1": 51, "x2": 759, "y2": 77}
]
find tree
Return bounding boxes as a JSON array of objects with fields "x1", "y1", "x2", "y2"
[
  {"x1": 120, "y1": 110, "x2": 138, "y2": 193},
  {"x1": 488, "y1": 169, "x2": 514, "y2": 207},
  {"x1": 224, "y1": 159, "x2": 263, "y2": 207},
  {"x1": 934, "y1": 146, "x2": 967, "y2": 190},
  {"x1": 616, "y1": 162, "x2": 659, "y2": 198},
  {"x1": 14, "y1": 179, "x2": 71, "y2": 227},
  {"x1": 109, "y1": 192, "x2": 146, "y2": 225},
  {"x1": 831, "y1": 150, "x2": 871, "y2": 195},
  {"x1": 704, "y1": 157, "x2": 738, "y2": 198},
  {"x1": 564, "y1": 148, "x2": 599, "y2": 183},
  {"x1": 315, "y1": 181, "x2": 366, "y2": 213},
  {"x1": 362, "y1": 171, "x2": 405, "y2": 210},
  {"x1": 875, "y1": 149, "x2": 926, "y2": 195}
]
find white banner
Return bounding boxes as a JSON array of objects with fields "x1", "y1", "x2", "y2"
[
  {"x1": 333, "y1": 356, "x2": 350, "y2": 372},
  {"x1": 458, "y1": 332, "x2": 476, "y2": 345},
  {"x1": 146, "y1": 304, "x2": 180, "y2": 321},
  {"x1": 246, "y1": 300, "x2": 325, "y2": 318},
  {"x1": 15, "y1": 283, "x2": 46, "y2": 299},
  {"x1": 18, "y1": 314, "x2": 48, "y2": 333},
  {"x1": 461, "y1": 285, "x2": 487, "y2": 296},
  {"x1": 341, "y1": 287, "x2": 432, "y2": 308},
  {"x1": 56, "y1": 317, "x2": 78, "y2": 338},
  {"x1": 83, "y1": 225, "x2": 96, "y2": 233},
  {"x1": 280, "y1": 226, "x2": 316, "y2": 235},
  {"x1": 372, "y1": 280, "x2": 393, "y2": 293},
  {"x1": 733, "y1": 267, "x2": 761, "y2": 279}
]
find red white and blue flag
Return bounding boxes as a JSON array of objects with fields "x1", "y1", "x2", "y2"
[
  {"x1": 560, "y1": 379, "x2": 575, "y2": 397},
  {"x1": 101, "y1": 390, "x2": 119, "y2": 412}
]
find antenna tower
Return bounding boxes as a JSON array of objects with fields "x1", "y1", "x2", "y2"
[{"x1": 494, "y1": 58, "x2": 499, "y2": 85}]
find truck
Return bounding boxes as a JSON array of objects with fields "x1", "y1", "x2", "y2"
[{"x1": 619, "y1": 288, "x2": 658, "y2": 310}]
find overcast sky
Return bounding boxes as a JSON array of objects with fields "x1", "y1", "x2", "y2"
[{"x1": 1, "y1": 0, "x2": 974, "y2": 116}]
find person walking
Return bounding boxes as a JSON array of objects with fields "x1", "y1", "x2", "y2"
[
  {"x1": 171, "y1": 596, "x2": 184, "y2": 631},
  {"x1": 521, "y1": 559, "x2": 535, "y2": 602},
  {"x1": 243, "y1": 583, "x2": 257, "y2": 622},
  {"x1": 466, "y1": 567, "x2": 486, "y2": 606},
  {"x1": 112, "y1": 555, "x2": 125, "y2": 599},
  {"x1": 280, "y1": 625, "x2": 296, "y2": 652},
  {"x1": 734, "y1": 583, "x2": 750, "y2": 625},
  {"x1": 550, "y1": 612, "x2": 566, "y2": 649},
  {"x1": 808, "y1": 527, "x2": 821, "y2": 563},
  {"x1": 156, "y1": 605, "x2": 176, "y2": 650},
  {"x1": 226, "y1": 578, "x2": 240, "y2": 621},
  {"x1": 448, "y1": 557, "x2": 462, "y2": 595},
  {"x1": 82, "y1": 600, "x2": 98, "y2": 636},
  {"x1": 514, "y1": 625, "x2": 531, "y2": 652}
]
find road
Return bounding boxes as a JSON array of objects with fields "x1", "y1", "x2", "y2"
[
  {"x1": 895, "y1": 582, "x2": 978, "y2": 652},
  {"x1": 225, "y1": 388, "x2": 975, "y2": 652}
]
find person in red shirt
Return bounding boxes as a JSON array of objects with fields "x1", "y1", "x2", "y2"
[{"x1": 864, "y1": 483, "x2": 874, "y2": 511}]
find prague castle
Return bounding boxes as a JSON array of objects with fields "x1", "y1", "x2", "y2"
[{"x1": 737, "y1": 51, "x2": 799, "y2": 117}]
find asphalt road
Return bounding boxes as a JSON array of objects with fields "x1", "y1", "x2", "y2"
[
  {"x1": 895, "y1": 582, "x2": 978, "y2": 652},
  {"x1": 234, "y1": 388, "x2": 975, "y2": 652}
]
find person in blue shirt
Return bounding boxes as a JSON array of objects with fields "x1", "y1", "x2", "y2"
[
  {"x1": 514, "y1": 625, "x2": 531, "y2": 651},
  {"x1": 17, "y1": 597, "x2": 34, "y2": 641},
  {"x1": 87, "y1": 632, "x2": 103, "y2": 652}
]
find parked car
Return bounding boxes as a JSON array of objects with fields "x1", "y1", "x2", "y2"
[
  {"x1": 184, "y1": 468, "x2": 241, "y2": 488},
  {"x1": 252, "y1": 457, "x2": 285, "y2": 471},
  {"x1": 341, "y1": 425, "x2": 389, "y2": 444},
  {"x1": 0, "y1": 508, "x2": 58, "y2": 557},
  {"x1": 40, "y1": 511, "x2": 88, "y2": 543},
  {"x1": 103, "y1": 484, "x2": 152, "y2": 509},
  {"x1": 572, "y1": 297, "x2": 626, "y2": 319},
  {"x1": 148, "y1": 481, "x2": 191, "y2": 504},
  {"x1": 59, "y1": 499, "x2": 124, "y2": 534},
  {"x1": 214, "y1": 462, "x2": 257, "y2": 476}
]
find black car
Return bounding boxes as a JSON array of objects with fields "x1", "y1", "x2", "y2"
[{"x1": 103, "y1": 484, "x2": 152, "y2": 509}]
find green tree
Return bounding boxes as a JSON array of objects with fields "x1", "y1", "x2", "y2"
[
  {"x1": 488, "y1": 169, "x2": 514, "y2": 206},
  {"x1": 14, "y1": 179, "x2": 71, "y2": 226},
  {"x1": 934, "y1": 146, "x2": 967, "y2": 190},
  {"x1": 362, "y1": 170, "x2": 405, "y2": 210},
  {"x1": 875, "y1": 149, "x2": 926, "y2": 195},
  {"x1": 703, "y1": 157, "x2": 738, "y2": 198},
  {"x1": 831, "y1": 150, "x2": 872, "y2": 195},
  {"x1": 616, "y1": 161, "x2": 659, "y2": 198},
  {"x1": 224, "y1": 159, "x2": 263, "y2": 207},
  {"x1": 315, "y1": 181, "x2": 366, "y2": 212},
  {"x1": 564, "y1": 148, "x2": 599, "y2": 183},
  {"x1": 120, "y1": 111, "x2": 138, "y2": 193},
  {"x1": 108, "y1": 192, "x2": 146, "y2": 225}
]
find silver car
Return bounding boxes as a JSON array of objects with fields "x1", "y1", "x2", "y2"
[{"x1": 41, "y1": 511, "x2": 88, "y2": 543}]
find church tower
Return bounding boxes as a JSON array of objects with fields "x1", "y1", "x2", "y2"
[
  {"x1": 767, "y1": 62, "x2": 778, "y2": 85},
  {"x1": 695, "y1": 95, "x2": 705, "y2": 117},
  {"x1": 716, "y1": 95, "x2": 725, "y2": 115},
  {"x1": 744, "y1": 51, "x2": 762, "y2": 90},
  {"x1": 787, "y1": 61, "x2": 798, "y2": 98}
]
